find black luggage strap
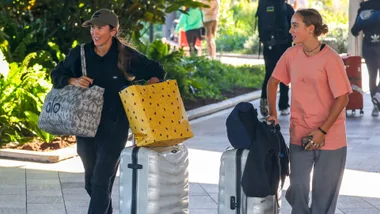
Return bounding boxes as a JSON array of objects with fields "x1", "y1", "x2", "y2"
[
  {"x1": 128, "y1": 147, "x2": 143, "y2": 214},
  {"x1": 232, "y1": 149, "x2": 244, "y2": 213},
  {"x1": 274, "y1": 126, "x2": 284, "y2": 209}
]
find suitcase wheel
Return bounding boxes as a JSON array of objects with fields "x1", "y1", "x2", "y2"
[{"x1": 345, "y1": 109, "x2": 364, "y2": 116}]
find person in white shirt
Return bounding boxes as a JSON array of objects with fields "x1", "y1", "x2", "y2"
[{"x1": 201, "y1": 0, "x2": 220, "y2": 59}]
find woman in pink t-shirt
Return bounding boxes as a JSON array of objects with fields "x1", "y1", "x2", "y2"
[{"x1": 267, "y1": 9, "x2": 352, "y2": 214}]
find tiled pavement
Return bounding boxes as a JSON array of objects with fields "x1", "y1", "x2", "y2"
[{"x1": 1, "y1": 61, "x2": 380, "y2": 214}]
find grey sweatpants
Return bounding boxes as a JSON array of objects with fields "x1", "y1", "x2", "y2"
[{"x1": 285, "y1": 144, "x2": 347, "y2": 214}]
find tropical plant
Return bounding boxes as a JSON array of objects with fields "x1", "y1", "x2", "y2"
[
  {"x1": 134, "y1": 38, "x2": 195, "y2": 99},
  {"x1": 0, "y1": 51, "x2": 54, "y2": 146},
  {"x1": 216, "y1": 0, "x2": 258, "y2": 53},
  {"x1": 0, "y1": 0, "x2": 206, "y2": 65},
  {"x1": 310, "y1": 0, "x2": 349, "y2": 53}
]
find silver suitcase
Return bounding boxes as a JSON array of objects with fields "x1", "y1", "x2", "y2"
[
  {"x1": 218, "y1": 149, "x2": 280, "y2": 214},
  {"x1": 119, "y1": 144, "x2": 189, "y2": 214}
]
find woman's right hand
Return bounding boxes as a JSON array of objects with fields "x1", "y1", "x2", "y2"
[
  {"x1": 266, "y1": 115, "x2": 279, "y2": 125},
  {"x1": 68, "y1": 76, "x2": 94, "y2": 88}
]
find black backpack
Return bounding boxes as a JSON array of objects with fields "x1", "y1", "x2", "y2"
[
  {"x1": 256, "y1": 0, "x2": 291, "y2": 47},
  {"x1": 226, "y1": 102, "x2": 258, "y2": 149},
  {"x1": 226, "y1": 102, "x2": 289, "y2": 198}
]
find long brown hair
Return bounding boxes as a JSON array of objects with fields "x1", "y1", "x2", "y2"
[
  {"x1": 109, "y1": 25, "x2": 135, "y2": 81},
  {"x1": 296, "y1": 9, "x2": 329, "y2": 37}
]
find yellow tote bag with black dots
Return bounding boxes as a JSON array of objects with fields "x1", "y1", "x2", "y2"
[{"x1": 119, "y1": 80, "x2": 194, "y2": 147}]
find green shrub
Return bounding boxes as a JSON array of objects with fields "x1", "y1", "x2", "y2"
[
  {"x1": 216, "y1": 0, "x2": 258, "y2": 53},
  {"x1": 243, "y1": 32, "x2": 261, "y2": 54},
  {"x1": 184, "y1": 56, "x2": 265, "y2": 100},
  {"x1": 310, "y1": 0, "x2": 349, "y2": 53},
  {"x1": 217, "y1": 34, "x2": 248, "y2": 52},
  {"x1": 0, "y1": 51, "x2": 54, "y2": 146},
  {"x1": 134, "y1": 38, "x2": 265, "y2": 101}
]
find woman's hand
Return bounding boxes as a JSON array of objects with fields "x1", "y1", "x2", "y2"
[
  {"x1": 147, "y1": 77, "x2": 160, "y2": 85},
  {"x1": 68, "y1": 76, "x2": 93, "y2": 88},
  {"x1": 305, "y1": 130, "x2": 326, "y2": 150},
  {"x1": 266, "y1": 115, "x2": 279, "y2": 125}
]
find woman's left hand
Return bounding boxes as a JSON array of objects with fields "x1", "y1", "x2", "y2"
[
  {"x1": 305, "y1": 130, "x2": 326, "y2": 150},
  {"x1": 147, "y1": 77, "x2": 160, "y2": 85}
]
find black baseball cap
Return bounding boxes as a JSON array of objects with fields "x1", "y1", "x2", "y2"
[{"x1": 82, "y1": 9, "x2": 119, "y2": 28}]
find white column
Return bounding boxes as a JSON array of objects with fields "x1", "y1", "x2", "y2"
[
  {"x1": 348, "y1": 0, "x2": 364, "y2": 56},
  {"x1": 163, "y1": 12, "x2": 177, "y2": 39}
]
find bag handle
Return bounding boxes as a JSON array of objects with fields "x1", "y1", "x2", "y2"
[{"x1": 80, "y1": 44, "x2": 87, "y2": 76}]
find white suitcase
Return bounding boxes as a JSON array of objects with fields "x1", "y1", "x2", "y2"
[
  {"x1": 218, "y1": 149, "x2": 280, "y2": 214},
  {"x1": 119, "y1": 144, "x2": 189, "y2": 214}
]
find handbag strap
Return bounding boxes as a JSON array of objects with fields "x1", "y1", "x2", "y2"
[{"x1": 80, "y1": 44, "x2": 87, "y2": 76}]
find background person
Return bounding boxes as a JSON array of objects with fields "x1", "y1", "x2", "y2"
[
  {"x1": 351, "y1": 0, "x2": 380, "y2": 116},
  {"x1": 200, "y1": 0, "x2": 220, "y2": 59},
  {"x1": 175, "y1": 7, "x2": 204, "y2": 56}
]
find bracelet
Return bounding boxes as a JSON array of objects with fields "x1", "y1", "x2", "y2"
[{"x1": 318, "y1": 127, "x2": 327, "y2": 135}]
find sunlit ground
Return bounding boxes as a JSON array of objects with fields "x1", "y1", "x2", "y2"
[{"x1": 2, "y1": 147, "x2": 379, "y2": 200}]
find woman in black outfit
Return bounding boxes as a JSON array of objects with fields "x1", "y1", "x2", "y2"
[{"x1": 51, "y1": 9, "x2": 166, "y2": 214}]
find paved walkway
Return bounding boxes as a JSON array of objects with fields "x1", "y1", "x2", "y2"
[{"x1": 1, "y1": 59, "x2": 379, "y2": 214}]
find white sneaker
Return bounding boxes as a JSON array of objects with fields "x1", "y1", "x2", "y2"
[
  {"x1": 280, "y1": 108, "x2": 290, "y2": 115},
  {"x1": 372, "y1": 105, "x2": 379, "y2": 117},
  {"x1": 373, "y1": 92, "x2": 380, "y2": 110}
]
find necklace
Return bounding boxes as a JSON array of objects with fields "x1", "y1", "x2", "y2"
[{"x1": 303, "y1": 42, "x2": 321, "y2": 53}]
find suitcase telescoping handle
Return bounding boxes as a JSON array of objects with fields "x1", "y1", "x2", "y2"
[
  {"x1": 132, "y1": 133, "x2": 136, "y2": 145},
  {"x1": 127, "y1": 130, "x2": 137, "y2": 146},
  {"x1": 230, "y1": 149, "x2": 244, "y2": 213}
]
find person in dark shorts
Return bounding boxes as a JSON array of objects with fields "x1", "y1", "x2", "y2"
[{"x1": 175, "y1": 7, "x2": 204, "y2": 56}]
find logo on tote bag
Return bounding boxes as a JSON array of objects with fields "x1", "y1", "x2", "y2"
[{"x1": 46, "y1": 96, "x2": 61, "y2": 113}]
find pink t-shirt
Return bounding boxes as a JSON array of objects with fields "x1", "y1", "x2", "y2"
[{"x1": 272, "y1": 45, "x2": 353, "y2": 150}]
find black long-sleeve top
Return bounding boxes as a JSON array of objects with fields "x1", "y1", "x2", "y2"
[{"x1": 51, "y1": 38, "x2": 166, "y2": 140}]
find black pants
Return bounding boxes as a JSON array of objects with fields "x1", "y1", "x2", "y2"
[
  {"x1": 261, "y1": 44, "x2": 290, "y2": 110},
  {"x1": 77, "y1": 134, "x2": 128, "y2": 214},
  {"x1": 186, "y1": 28, "x2": 201, "y2": 56},
  {"x1": 363, "y1": 45, "x2": 380, "y2": 98}
]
